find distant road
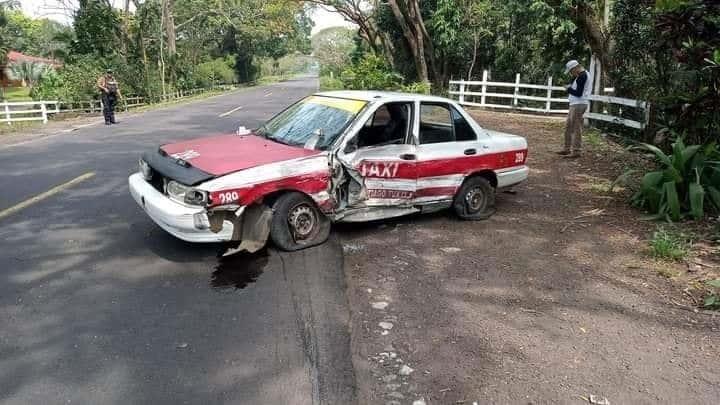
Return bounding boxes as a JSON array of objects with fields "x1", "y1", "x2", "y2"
[{"x1": 0, "y1": 77, "x2": 357, "y2": 404}]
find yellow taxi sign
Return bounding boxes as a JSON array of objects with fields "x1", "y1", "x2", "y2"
[{"x1": 304, "y1": 96, "x2": 367, "y2": 114}]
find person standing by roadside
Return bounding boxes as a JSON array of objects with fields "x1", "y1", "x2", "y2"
[
  {"x1": 97, "y1": 69, "x2": 122, "y2": 125},
  {"x1": 558, "y1": 60, "x2": 591, "y2": 158}
]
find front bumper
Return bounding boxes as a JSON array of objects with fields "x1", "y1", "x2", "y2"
[{"x1": 128, "y1": 172, "x2": 235, "y2": 243}]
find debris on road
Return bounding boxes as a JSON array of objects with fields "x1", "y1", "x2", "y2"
[
  {"x1": 379, "y1": 321, "x2": 394, "y2": 330},
  {"x1": 372, "y1": 301, "x2": 389, "y2": 310},
  {"x1": 399, "y1": 365, "x2": 414, "y2": 376},
  {"x1": 440, "y1": 247, "x2": 462, "y2": 253}
]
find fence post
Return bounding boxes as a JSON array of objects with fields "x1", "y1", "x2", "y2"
[
  {"x1": 513, "y1": 73, "x2": 521, "y2": 107},
  {"x1": 480, "y1": 70, "x2": 488, "y2": 107},
  {"x1": 41, "y1": 103, "x2": 48, "y2": 124},
  {"x1": 4, "y1": 103, "x2": 10, "y2": 125},
  {"x1": 545, "y1": 76, "x2": 553, "y2": 113},
  {"x1": 459, "y1": 81, "x2": 466, "y2": 104}
]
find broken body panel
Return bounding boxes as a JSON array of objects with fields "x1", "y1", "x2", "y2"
[{"x1": 128, "y1": 91, "x2": 529, "y2": 252}]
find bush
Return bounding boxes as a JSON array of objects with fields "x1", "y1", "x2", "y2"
[
  {"x1": 192, "y1": 56, "x2": 237, "y2": 87},
  {"x1": 628, "y1": 138, "x2": 720, "y2": 221},
  {"x1": 320, "y1": 75, "x2": 343, "y2": 91},
  {"x1": 340, "y1": 53, "x2": 403, "y2": 90},
  {"x1": 400, "y1": 81, "x2": 431, "y2": 94}
]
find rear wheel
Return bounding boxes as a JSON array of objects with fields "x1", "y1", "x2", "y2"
[
  {"x1": 270, "y1": 192, "x2": 331, "y2": 251},
  {"x1": 453, "y1": 176, "x2": 496, "y2": 220}
]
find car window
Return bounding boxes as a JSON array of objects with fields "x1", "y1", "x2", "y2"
[
  {"x1": 355, "y1": 102, "x2": 411, "y2": 148},
  {"x1": 452, "y1": 106, "x2": 477, "y2": 141},
  {"x1": 419, "y1": 104, "x2": 454, "y2": 144}
]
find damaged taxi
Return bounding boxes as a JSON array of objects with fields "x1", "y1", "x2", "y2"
[{"x1": 129, "y1": 91, "x2": 529, "y2": 252}]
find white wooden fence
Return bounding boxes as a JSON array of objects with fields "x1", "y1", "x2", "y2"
[
  {"x1": 1, "y1": 83, "x2": 239, "y2": 125},
  {"x1": 1, "y1": 101, "x2": 60, "y2": 124},
  {"x1": 449, "y1": 70, "x2": 649, "y2": 130}
]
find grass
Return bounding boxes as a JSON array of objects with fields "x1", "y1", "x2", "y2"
[
  {"x1": 1, "y1": 87, "x2": 32, "y2": 101},
  {"x1": 649, "y1": 227, "x2": 692, "y2": 261},
  {"x1": 584, "y1": 128, "x2": 606, "y2": 148}
]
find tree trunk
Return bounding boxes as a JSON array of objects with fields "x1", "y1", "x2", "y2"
[
  {"x1": 387, "y1": 0, "x2": 428, "y2": 82},
  {"x1": 467, "y1": 32, "x2": 479, "y2": 80},
  {"x1": 163, "y1": 0, "x2": 177, "y2": 57}
]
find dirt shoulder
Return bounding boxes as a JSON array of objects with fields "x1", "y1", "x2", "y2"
[{"x1": 340, "y1": 110, "x2": 720, "y2": 404}]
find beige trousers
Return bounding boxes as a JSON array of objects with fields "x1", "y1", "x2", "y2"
[{"x1": 564, "y1": 104, "x2": 587, "y2": 152}]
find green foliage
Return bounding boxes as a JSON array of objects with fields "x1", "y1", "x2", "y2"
[
  {"x1": 400, "y1": 81, "x2": 432, "y2": 94},
  {"x1": 192, "y1": 56, "x2": 237, "y2": 87},
  {"x1": 340, "y1": 53, "x2": 404, "y2": 90},
  {"x1": 71, "y1": 0, "x2": 122, "y2": 58},
  {"x1": 649, "y1": 227, "x2": 691, "y2": 260},
  {"x1": 628, "y1": 138, "x2": 720, "y2": 221},
  {"x1": 319, "y1": 75, "x2": 344, "y2": 91},
  {"x1": 612, "y1": 0, "x2": 720, "y2": 145},
  {"x1": 704, "y1": 279, "x2": 720, "y2": 309},
  {"x1": 8, "y1": 61, "x2": 52, "y2": 87}
]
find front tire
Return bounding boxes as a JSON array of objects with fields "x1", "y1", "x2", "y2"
[
  {"x1": 270, "y1": 192, "x2": 331, "y2": 251},
  {"x1": 453, "y1": 176, "x2": 496, "y2": 220}
]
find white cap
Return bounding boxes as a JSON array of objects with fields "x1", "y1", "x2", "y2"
[{"x1": 564, "y1": 60, "x2": 580, "y2": 74}]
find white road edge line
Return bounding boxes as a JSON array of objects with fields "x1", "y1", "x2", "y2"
[
  {"x1": 218, "y1": 105, "x2": 244, "y2": 118},
  {"x1": 0, "y1": 172, "x2": 96, "y2": 221}
]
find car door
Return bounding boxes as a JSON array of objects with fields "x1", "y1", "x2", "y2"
[
  {"x1": 335, "y1": 101, "x2": 417, "y2": 209},
  {"x1": 414, "y1": 102, "x2": 485, "y2": 204}
]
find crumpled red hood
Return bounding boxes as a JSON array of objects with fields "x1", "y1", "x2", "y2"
[{"x1": 160, "y1": 134, "x2": 320, "y2": 176}]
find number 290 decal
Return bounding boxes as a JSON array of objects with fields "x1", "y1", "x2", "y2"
[{"x1": 217, "y1": 191, "x2": 240, "y2": 204}]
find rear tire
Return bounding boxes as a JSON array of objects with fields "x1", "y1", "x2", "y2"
[
  {"x1": 270, "y1": 192, "x2": 331, "y2": 251},
  {"x1": 453, "y1": 176, "x2": 496, "y2": 220}
]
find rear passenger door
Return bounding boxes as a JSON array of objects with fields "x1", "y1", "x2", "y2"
[{"x1": 414, "y1": 102, "x2": 483, "y2": 203}]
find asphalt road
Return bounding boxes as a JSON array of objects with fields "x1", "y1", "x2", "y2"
[{"x1": 0, "y1": 78, "x2": 357, "y2": 404}]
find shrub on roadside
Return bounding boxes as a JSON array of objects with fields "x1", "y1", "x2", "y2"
[
  {"x1": 192, "y1": 56, "x2": 237, "y2": 88},
  {"x1": 627, "y1": 138, "x2": 720, "y2": 221},
  {"x1": 400, "y1": 81, "x2": 431, "y2": 94},
  {"x1": 340, "y1": 53, "x2": 403, "y2": 91},
  {"x1": 320, "y1": 75, "x2": 343, "y2": 91}
]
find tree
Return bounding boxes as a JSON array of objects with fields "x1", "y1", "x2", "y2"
[
  {"x1": 312, "y1": 26, "x2": 356, "y2": 76},
  {"x1": 71, "y1": 0, "x2": 122, "y2": 58}
]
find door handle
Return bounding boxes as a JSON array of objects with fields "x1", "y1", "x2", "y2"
[
  {"x1": 464, "y1": 148, "x2": 477, "y2": 155},
  {"x1": 399, "y1": 153, "x2": 417, "y2": 161}
]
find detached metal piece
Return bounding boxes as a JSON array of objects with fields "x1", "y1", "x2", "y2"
[{"x1": 222, "y1": 204, "x2": 273, "y2": 257}]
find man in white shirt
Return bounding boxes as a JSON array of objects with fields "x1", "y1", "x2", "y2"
[{"x1": 558, "y1": 60, "x2": 591, "y2": 158}]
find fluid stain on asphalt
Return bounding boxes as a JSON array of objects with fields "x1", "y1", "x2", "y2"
[{"x1": 211, "y1": 249, "x2": 269, "y2": 290}]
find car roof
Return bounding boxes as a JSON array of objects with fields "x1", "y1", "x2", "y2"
[{"x1": 314, "y1": 90, "x2": 455, "y2": 104}]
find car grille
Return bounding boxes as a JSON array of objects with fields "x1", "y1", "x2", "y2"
[{"x1": 149, "y1": 173, "x2": 165, "y2": 194}]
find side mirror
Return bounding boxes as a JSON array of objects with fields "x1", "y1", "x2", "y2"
[{"x1": 344, "y1": 140, "x2": 358, "y2": 154}]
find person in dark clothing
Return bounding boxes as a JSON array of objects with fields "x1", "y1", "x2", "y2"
[
  {"x1": 557, "y1": 60, "x2": 591, "y2": 158},
  {"x1": 97, "y1": 69, "x2": 122, "y2": 125}
]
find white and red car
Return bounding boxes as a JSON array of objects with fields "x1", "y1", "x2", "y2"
[{"x1": 129, "y1": 91, "x2": 528, "y2": 252}]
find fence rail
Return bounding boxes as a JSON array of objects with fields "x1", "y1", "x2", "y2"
[
  {"x1": 2, "y1": 83, "x2": 238, "y2": 125},
  {"x1": 449, "y1": 70, "x2": 648, "y2": 130},
  {"x1": 1, "y1": 101, "x2": 60, "y2": 124}
]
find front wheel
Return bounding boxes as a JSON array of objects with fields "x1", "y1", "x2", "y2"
[
  {"x1": 270, "y1": 192, "x2": 331, "y2": 251},
  {"x1": 453, "y1": 176, "x2": 496, "y2": 220}
]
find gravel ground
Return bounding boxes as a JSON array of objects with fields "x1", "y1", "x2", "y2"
[{"x1": 339, "y1": 110, "x2": 720, "y2": 405}]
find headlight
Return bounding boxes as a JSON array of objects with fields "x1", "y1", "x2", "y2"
[
  {"x1": 185, "y1": 189, "x2": 208, "y2": 205},
  {"x1": 139, "y1": 159, "x2": 153, "y2": 180},
  {"x1": 166, "y1": 180, "x2": 189, "y2": 201}
]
